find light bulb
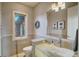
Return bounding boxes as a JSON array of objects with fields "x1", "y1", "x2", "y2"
[
  {"x1": 55, "y1": 7, "x2": 59, "y2": 12},
  {"x1": 61, "y1": 3, "x2": 65, "y2": 9},
  {"x1": 51, "y1": 3, "x2": 56, "y2": 11},
  {"x1": 51, "y1": 2, "x2": 65, "y2": 12},
  {"x1": 52, "y1": 3, "x2": 59, "y2": 12},
  {"x1": 58, "y1": 2, "x2": 65, "y2": 10}
]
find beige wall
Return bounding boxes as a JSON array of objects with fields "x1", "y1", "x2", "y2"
[
  {"x1": 1, "y1": 2, "x2": 34, "y2": 56},
  {"x1": 2, "y1": 2, "x2": 34, "y2": 36},
  {"x1": 47, "y1": 9, "x2": 67, "y2": 39},
  {"x1": 0, "y1": 3, "x2": 1, "y2": 56}
]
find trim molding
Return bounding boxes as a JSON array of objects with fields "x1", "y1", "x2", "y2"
[{"x1": 0, "y1": 34, "x2": 12, "y2": 39}]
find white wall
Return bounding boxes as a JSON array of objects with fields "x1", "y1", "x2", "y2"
[
  {"x1": 67, "y1": 5, "x2": 78, "y2": 50},
  {"x1": 35, "y1": 13, "x2": 47, "y2": 37},
  {"x1": 34, "y1": 3, "x2": 52, "y2": 37},
  {"x1": 67, "y1": 5, "x2": 78, "y2": 40},
  {"x1": 0, "y1": 3, "x2": 1, "y2": 56}
]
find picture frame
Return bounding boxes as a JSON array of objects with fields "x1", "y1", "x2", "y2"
[
  {"x1": 53, "y1": 22, "x2": 58, "y2": 30},
  {"x1": 58, "y1": 21, "x2": 64, "y2": 30}
]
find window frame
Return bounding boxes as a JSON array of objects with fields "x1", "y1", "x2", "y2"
[{"x1": 13, "y1": 11, "x2": 28, "y2": 40}]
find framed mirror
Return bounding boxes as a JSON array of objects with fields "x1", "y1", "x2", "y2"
[{"x1": 35, "y1": 21, "x2": 40, "y2": 29}]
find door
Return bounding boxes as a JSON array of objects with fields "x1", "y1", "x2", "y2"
[{"x1": 67, "y1": 5, "x2": 78, "y2": 50}]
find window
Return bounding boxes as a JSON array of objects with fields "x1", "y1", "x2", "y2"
[
  {"x1": 13, "y1": 11, "x2": 28, "y2": 40},
  {"x1": 15, "y1": 13, "x2": 25, "y2": 37}
]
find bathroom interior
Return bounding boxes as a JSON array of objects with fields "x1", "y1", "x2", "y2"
[{"x1": 0, "y1": 2, "x2": 79, "y2": 57}]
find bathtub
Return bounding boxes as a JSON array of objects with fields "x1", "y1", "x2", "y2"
[{"x1": 32, "y1": 38, "x2": 74, "y2": 57}]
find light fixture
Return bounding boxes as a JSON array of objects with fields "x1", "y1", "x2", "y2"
[
  {"x1": 58, "y1": 2, "x2": 65, "y2": 9},
  {"x1": 52, "y1": 3, "x2": 59, "y2": 12},
  {"x1": 51, "y1": 2, "x2": 65, "y2": 12}
]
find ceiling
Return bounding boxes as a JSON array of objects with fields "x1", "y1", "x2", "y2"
[
  {"x1": 19, "y1": 2, "x2": 77, "y2": 8},
  {"x1": 20, "y1": 2, "x2": 39, "y2": 7}
]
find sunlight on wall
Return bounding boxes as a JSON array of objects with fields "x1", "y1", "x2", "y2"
[{"x1": 35, "y1": 13, "x2": 47, "y2": 37}]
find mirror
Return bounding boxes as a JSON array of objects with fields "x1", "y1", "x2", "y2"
[{"x1": 35, "y1": 21, "x2": 40, "y2": 29}]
